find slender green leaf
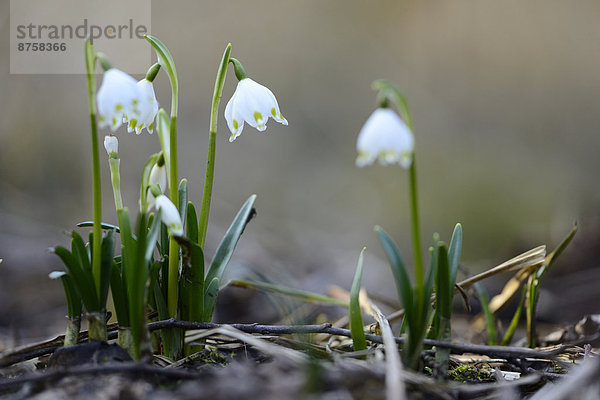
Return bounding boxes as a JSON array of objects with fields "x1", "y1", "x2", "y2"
[
  {"x1": 186, "y1": 202, "x2": 199, "y2": 244},
  {"x1": 375, "y1": 226, "x2": 413, "y2": 319},
  {"x1": 53, "y1": 246, "x2": 99, "y2": 311},
  {"x1": 435, "y1": 242, "x2": 451, "y2": 323},
  {"x1": 145, "y1": 209, "x2": 162, "y2": 263},
  {"x1": 202, "y1": 277, "x2": 220, "y2": 322},
  {"x1": 117, "y1": 208, "x2": 134, "y2": 286},
  {"x1": 178, "y1": 179, "x2": 188, "y2": 223},
  {"x1": 349, "y1": 248, "x2": 367, "y2": 353},
  {"x1": 71, "y1": 232, "x2": 91, "y2": 273},
  {"x1": 474, "y1": 282, "x2": 497, "y2": 345},
  {"x1": 501, "y1": 286, "x2": 526, "y2": 345},
  {"x1": 537, "y1": 222, "x2": 577, "y2": 280},
  {"x1": 227, "y1": 280, "x2": 347, "y2": 306},
  {"x1": 99, "y1": 229, "x2": 115, "y2": 306},
  {"x1": 110, "y1": 262, "x2": 129, "y2": 327},
  {"x1": 179, "y1": 238, "x2": 205, "y2": 322},
  {"x1": 128, "y1": 214, "x2": 149, "y2": 360},
  {"x1": 434, "y1": 242, "x2": 451, "y2": 373},
  {"x1": 77, "y1": 221, "x2": 120, "y2": 232},
  {"x1": 153, "y1": 280, "x2": 169, "y2": 322},
  {"x1": 204, "y1": 195, "x2": 257, "y2": 294},
  {"x1": 448, "y1": 223, "x2": 462, "y2": 300},
  {"x1": 526, "y1": 275, "x2": 537, "y2": 348},
  {"x1": 60, "y1": 273, "x2": 82, "y2": 318}
]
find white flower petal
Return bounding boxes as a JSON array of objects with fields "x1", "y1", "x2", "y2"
[
  {"x1": 148, "y1": 163, "x2": 167, "y2": 193},
  {"x1": 103, "y1": 135, "x2": 118, "y2": 156},
  {"x1": 154, "y1": 195, "x2": 183, "y2": 237},
  {"x1": 356, "y1": 108, "x2": 414, "y2": 168},
  {"x1": 97, "y1": 68, "x2": 140, "y2": 132},
  {"x1": 133, "y1": 79, "x2": 159, "y2": 135},
  {"x1": 224, "y1": 78, "x2": 287, "y2": 140}
]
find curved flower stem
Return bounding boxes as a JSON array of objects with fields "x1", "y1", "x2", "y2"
[
  {"x1": 84, "y1": 40, "x2": 102, "y2": 298},
  {"x1": 145, "y1": 35, "x2": 180, "y2": 318},
  {"x1": 381, "y1": 81, "x2": 424, "y2": 294},
  {"x1": 198, "y1": 43, "x2": 232, "y2": 249}
]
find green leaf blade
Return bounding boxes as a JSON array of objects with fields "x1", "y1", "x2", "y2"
[
  {"x1": 203, "y1": 195, "x2": 257, "y2": 314},
  {"x1": 349, "y1": 248, "x2": 367, "y2": 353}
]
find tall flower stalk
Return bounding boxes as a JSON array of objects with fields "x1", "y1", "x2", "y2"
[
  {"x1": 84, "y1": 40, "x2": 103, "y2": 299},
  {"x1": 198, "y1": 44, "x2": 231, "y2": 248},
  {"x1": 145, "y1": 35, "x2": 180, "y2": 317},
  {"x1": 372, "y1": 79, "x2": 424, "y2": 292}
]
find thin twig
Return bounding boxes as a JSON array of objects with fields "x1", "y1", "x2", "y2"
[{"x1": 1, "y1": 319, "x2": 580, "y2": 368}]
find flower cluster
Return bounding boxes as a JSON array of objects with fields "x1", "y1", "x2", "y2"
[{"x1": 97, "y1": 69, "x2": 158, "y2": 135}]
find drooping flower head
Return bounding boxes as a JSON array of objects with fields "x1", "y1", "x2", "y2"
[
  {"x1": 103, "y1": 135, "x2": 118, "y2": 157},
  {"x1": 154, "y1": 195, "x2": 183, "y2": 237},
  {"x1": 125, "y1": 79, "x2": 159, "y2": 135},
  {"x1": 356, "y1": 108, "x2": 414, "y2": 168},
  {"x1": 146, "y1": 157, "x2": 168, "y2": 209},
  {"x1": 224, "y1": 58, "x2": 287, "y2": 142},
  {"x1": 97, "y1": 68, "x2": 141, "y2": 132}
]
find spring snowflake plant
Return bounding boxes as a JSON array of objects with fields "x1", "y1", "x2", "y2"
[
  {"x1": 51, "y1": 37, "x2": 286, "y2": 360},
  {"x1": 351, "y1": 80, "x2": 463, "y2": 371}
]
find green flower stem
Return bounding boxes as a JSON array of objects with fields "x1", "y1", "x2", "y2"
[
  {"x1": 167, "y1": 115, "x2": 178, "y2": 317},
  {"x1": 109, "y1": 158, "x2": 123, "y2": 210},
  {"x1": 372, "y1": 79, "x2": 424, "y2": 293},
  {"x1": 144, "y1": 35, "x2": 180, "y2": 318},
  {"x1": 408, "y1": 156, "x2": 424, "y2": 293},
  {"x1": 84, "y1": 40, "x2": 103, "y2": 298},
  {"x1": 198, "y1": 43, "x2": 232, "y2": 249}
]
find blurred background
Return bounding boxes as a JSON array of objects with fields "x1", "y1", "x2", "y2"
[{"x1": 1, "y1": 1, "x2": 600, "y2": 342}]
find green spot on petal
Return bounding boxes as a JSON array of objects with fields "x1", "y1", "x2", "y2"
[
  {"x1": 233, "y1": 120, "x2": 239, "y2": 130},
  {"x1": 271, "y1": 108, "x2": 277, "y2": 117},
  {"x1": 254, "y1": 111, "x2": 263, "y2": 123},
  {"x1": 115, "y1": 104, "x2": 123, "y2": 112}
]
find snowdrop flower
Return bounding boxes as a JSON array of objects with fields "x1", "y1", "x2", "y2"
[
  {"x1": 356, "y1": 108, "x2": 414, "y2": 168},
  {"x1": 97, "y1": 68, "x2": 141, "y2": 132},
  {"x1": 103, "y1": 135, "x2": 118, "y2": 157},
  {"x1": 224, "y1": 78, "x2": 287, "y2": 142},
  {"x1": 148, "y1": 162, "x2": 167, "y2": 193},
  {"x1": 125, "y1": 79, "x2": 159, "y2": 135},
  {"x1": 147, "y1": 161, "x2": 167, "y2": 209},
  {"x1": 154, "y1": 195, "x2": 183, "y2": 237}
]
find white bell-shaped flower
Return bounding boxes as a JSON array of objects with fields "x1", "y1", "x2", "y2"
[
  {"x1": 154, "y1": 195, "x2": 183, "y2": 237},
  {"x1": 125, "y1": 79, "x2": 159, "y2": 135},
  {"x1": 147, "y1": 162, "x2": 167, "y2": 209},
  {"x1": 148, "y1": 163, "x2": 167, "y2": 193},
  {"x1": 103, "y1": 135, "x2": 118, "y2": 157},
  {"x1": 356, "y1": 108, "x2": 414, "y2": 168},
  {"x1": 97, "y1": 68, "x2": 141, "y2": 132},
  {"x1": 224, "y1": 78, "x2": 287, "y2": 142}
]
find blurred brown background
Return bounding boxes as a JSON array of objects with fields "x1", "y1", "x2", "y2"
[{"x1": 1, "y1": 1, "x2": 600, "y2": 341}]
